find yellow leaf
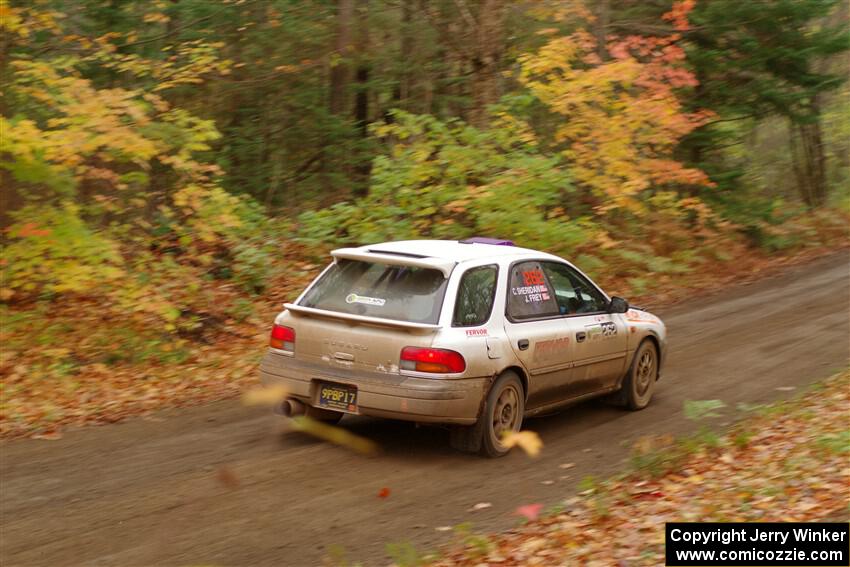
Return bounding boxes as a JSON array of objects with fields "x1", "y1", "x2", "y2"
[
  {"x1": 241, "y1": 385, "x2": 288, "y2": 406},
  {"x1": 290, "y1": 416, "x2": 379, "y2": 456},
  {"x1": 502, "y1": 430, "x2": 543, "y2": 457}
]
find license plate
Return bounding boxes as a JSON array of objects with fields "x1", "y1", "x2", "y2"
[{"x1": 316, "y1": 382, "x2": 358, "y2": 413}]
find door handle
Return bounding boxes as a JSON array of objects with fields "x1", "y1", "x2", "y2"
[
  {"x1": 517, "y1": 339, "x2": 529, "y2": 351},
  {"x1": 576, "y1": 331, "x2": 586, "y2": 343}
]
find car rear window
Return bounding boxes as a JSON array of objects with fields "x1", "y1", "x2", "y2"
[{"x1": 299, "y1": 259, "x2": 448, "y2": 324}]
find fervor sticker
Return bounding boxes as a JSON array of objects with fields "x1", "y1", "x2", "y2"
[{"x1": 465, "y1": 328, "x2": 488, "y2": 337}]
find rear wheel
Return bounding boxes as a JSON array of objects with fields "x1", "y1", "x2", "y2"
[
  {"x1": 616, "y1": 339, "x2": 658, "y2": 410},
  {"x1": 304, "y1": 405, "x2": 343, "y2": 425},
  {"x1": 451, "y1": 371, "x2": 525, "y2": 458}
]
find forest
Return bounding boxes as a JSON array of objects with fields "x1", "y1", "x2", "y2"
[{"x1": 1, "y1": 0, "x2": 848, "y2": 436}]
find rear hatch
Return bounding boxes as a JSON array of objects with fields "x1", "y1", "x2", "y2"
[{"x1": 283, "y1": 257, "x2": 451, "y2": 374}]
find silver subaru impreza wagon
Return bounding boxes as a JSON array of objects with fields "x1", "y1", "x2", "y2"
[{"x1": 260, "y1": 238, "x2": 666, "y2": 457}]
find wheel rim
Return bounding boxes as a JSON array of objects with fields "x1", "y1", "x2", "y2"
[
  {"x1": 635, "y1": 348, "x2": 655, "y2": 397},
  {"x1": 491, "y1": 384, "x2": 520, "y2": 446}
]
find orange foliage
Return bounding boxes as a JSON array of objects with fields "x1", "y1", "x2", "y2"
[{"x1": 519, "y1": 1, "x2": 714, "y2": 212}]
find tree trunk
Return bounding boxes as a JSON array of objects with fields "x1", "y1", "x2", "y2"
[
  {"x1": 469, "y1": 0, "x2": 506, "y2": 128},
  {"x1": 399, "y1": 0, "x2": 414, "y2": 109},
  {"x1": 322, "y1": 0, "x2": 355, "y2": 193},
  {"x1": 352, "y1": 0, "x2": 371, "y2": 196},
  {"x1": 329, "y1": 0, "x2": 354, "y2": 117},
  {"x1": 789, "y1": 101, "x2": 828, "y2": 208}
]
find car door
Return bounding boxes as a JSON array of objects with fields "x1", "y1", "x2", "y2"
[
  {"x1": 541, "y1": 262, "x2": 628, "y2": 393},
  {"x1": 502, "y1": 260, "x2": 576, "y2": 409}
]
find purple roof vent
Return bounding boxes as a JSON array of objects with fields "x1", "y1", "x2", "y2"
[{"x1": 459, "y1": 237, "x2": 515, "y2": 246}]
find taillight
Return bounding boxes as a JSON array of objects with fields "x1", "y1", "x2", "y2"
[
  {"x1": 270, "y1": 324, "x2": 295, "y2": 352},
  {"x1": 400, "y1": 347, "x2": 466, "y2": 374}
]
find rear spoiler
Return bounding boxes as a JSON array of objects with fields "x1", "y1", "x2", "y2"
[
  {"x1": 283, "y1": 303, "x2": 441, "y2": 332},
  {"x1": 331, "y1": 248, "x2": 456, "y2": 278}
]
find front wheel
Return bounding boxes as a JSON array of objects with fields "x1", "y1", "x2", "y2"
[
  {"x1": 451, "y1": 371, "x2": 525, "y2": 458},
  {"x1": 617, "y1": 339, "x2": 658, "y2": 410}
]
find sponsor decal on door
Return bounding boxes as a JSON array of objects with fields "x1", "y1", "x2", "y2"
[{"x1": 584, "y1": 321, "x2": 618, "y2": 340}]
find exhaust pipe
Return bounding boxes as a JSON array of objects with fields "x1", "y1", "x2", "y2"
[{"x1": 276, "y1": 398, "x2": 306, "y2": 418}]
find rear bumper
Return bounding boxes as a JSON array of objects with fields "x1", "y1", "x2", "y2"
[{"x1": 259, "y1": 351, "x2": 488, "y2": 425}]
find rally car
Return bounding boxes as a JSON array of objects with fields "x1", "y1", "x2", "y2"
[{"x1": 260, "y1": 238, "x2": 666, "y2": 457}]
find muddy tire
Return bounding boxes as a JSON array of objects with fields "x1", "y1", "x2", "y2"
[
  {"x1": 304, "y1": 405, "x2": 344, "y2": 425},
  {"x1": 615, "y1": 339, "x2": 658, "y2": 410},
  {"x1": 451, "y1": 371, "x2": 525, "y2": 458}
]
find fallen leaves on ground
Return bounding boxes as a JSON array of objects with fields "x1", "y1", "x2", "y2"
[
  {"x1": 216, "y1": 466, "x2": 239, "y2": 489},
  {"x1": 430, "y1": 370, "x2": 850, "y2": 566},
  {"x1": 0, "y1": 271, "x2": 310, "y2": 440},
  {"x1": 514, "y1": 503, "x2": 544, "y2": 522}
]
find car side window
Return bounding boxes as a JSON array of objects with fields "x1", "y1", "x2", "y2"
[
  {"x1": 452, "y1": 265, "x2": 498, "y2": 327},
  {"x1": 507, "y1": 261, "x2": 560, "y2": 320},
  {"x1": 542, "y1": 262, "x2": 608, "y2": 315}
]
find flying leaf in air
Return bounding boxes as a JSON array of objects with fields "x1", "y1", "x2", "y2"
[
  {"x1": 241, "y1": 385, "x2": 288, "y2": 406},
  {"x1": 502, "y1": 430, "x2": 543, "y2": 457},
  {"x1": 290, "y1": 416, "x2": 379, "y2": 456}
]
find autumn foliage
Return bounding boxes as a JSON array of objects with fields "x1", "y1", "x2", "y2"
[
  {"x1": 519, "y1": 1, "x2": 715, "y2": 210},
  {"x1": 1, "y1": 2, "x2": 273, "y2": 327},
  {"x1": 1, "y1": 2, "x2": 287, "y2": 436}
]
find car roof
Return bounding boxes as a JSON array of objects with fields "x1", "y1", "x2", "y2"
[{"x1": 350, "y1": 239, "x2": 559, "y2": 263}]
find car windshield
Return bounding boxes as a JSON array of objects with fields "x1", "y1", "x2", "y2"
[{"x1": 298, "y1": 259, "x2": 448, "y2": 324}]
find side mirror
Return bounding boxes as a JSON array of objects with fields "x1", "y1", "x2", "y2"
[{"x1": 608, "y1": 296, "x2": 629, "y2": 314}]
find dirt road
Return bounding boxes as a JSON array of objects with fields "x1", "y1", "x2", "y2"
[{"x1": 2, "y1": 253, "x2": 848, "y2": 567}]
